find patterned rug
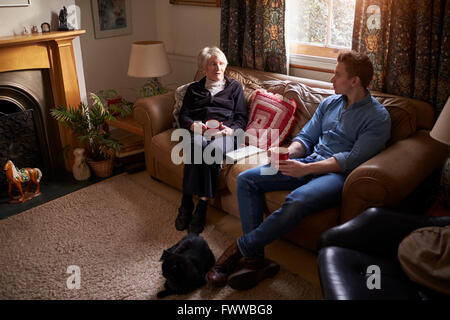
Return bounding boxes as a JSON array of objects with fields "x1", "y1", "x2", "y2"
[{"x1": 0, "y1": 172, "x2": 322, "y2": 300}]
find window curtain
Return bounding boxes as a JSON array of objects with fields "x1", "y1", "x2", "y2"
[
  {"x1": 352, "y1": 0, "x2": 450, "y2": 114},
  {"x1": 220, "y1": 0, "x2": 287, "y2": 74}
]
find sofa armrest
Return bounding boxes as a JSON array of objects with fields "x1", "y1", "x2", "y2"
[
  {"x1": 318, "y1": 207, "x2": 450, "y2": 258},
  {"x1": 133, "y1": 91, "x2": 175, "y2": 138},
  {"x1": 340, "y1": 130, "x2": 448, "y2": 223}
]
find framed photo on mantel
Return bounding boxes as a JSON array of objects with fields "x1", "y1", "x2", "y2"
[
  {"x1": 169, "y1": 0, "x2": 221, "y2": 7},
  {"x1": 0, "y1": 0, "x2": 30, "y2": 6}
]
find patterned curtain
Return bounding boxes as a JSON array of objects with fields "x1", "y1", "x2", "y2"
[
  {"x1": 220, "y1": 0, "x2": 287, "y2": 74},
  {"x1": 352, "y1": 0, "x2": 450, "y2": 114}
]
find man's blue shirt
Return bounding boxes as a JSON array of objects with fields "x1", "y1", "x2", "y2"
[{"x1": 293, "y1": 93, "x2": 391, "y2": 174}]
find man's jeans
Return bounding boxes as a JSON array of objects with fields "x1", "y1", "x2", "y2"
[{"x1": 236, "y1": 160, "x2": 346, "y2": 258}]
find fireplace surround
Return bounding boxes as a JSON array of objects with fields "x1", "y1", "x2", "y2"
[{"x1": 0, "y1": 30, "x2": 86, "y2": 179}]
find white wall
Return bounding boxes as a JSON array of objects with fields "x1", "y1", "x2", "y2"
[
  {"x1": 0, "y1": 0, "x2": 88, "y2": 104},
  {"x1": 76, "y1": 0, "x2": 221, "y2": 101},
  {"x1": 154, "y1": 1, "x2": 221, "y2": 87},
  {"x1": 75, "y1": 0, "x2": 160, "y2": 102}
]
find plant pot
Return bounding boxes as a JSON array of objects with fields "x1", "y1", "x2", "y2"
[{"x1": 87, "y1": 156, "x2": 114, "y2": 178}]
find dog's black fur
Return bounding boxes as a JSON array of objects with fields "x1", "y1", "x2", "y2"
[{"x1": 157, "y1": 233, "x2": 215, "y2": 298}]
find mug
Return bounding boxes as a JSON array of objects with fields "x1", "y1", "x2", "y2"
[
  {"x1": 205, "y1": 119, "x2": 221, "y2": 130},
  {"x1": 270, "y1": 147, "x2": 289, "y2": 162}
]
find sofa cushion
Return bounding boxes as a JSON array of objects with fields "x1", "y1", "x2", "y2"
[
  {"x1": 245, "y1": 89, "x2": 297, "y2": 149},
  {"x1": 172, "y1": 82, "x2": 194, "y2": 128},
  {"x1": 372, "y1": 93, "x2": 418, "y2": 144},
  {"x1": 225, "y1": 68, "x2": 262, "y2": 103},
  {"x1": 152, "y1": 128, "x2": 230, "y2": 192},
  {"x1": 283, "y1": 82, "x2": 334, "y2": 141}
]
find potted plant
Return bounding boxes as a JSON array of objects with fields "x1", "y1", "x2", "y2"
[
  {"x1": 96, "y1": 89, "x2": 134, "y2": 117},
  {"x1": 50, "y1": 92, "x2": 122, "y2": 178}
]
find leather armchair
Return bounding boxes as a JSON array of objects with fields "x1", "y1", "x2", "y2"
[{"x1": 317, "y1": 207, "x2": 450, "y2": 300}]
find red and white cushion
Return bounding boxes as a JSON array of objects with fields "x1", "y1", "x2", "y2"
[{"x1": 245, "y1": 89, "x2": 297, "y2": 149}]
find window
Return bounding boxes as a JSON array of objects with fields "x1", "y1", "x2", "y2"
[{"x1": 287, "y1": 0, "x2": 356, "y2": 60}]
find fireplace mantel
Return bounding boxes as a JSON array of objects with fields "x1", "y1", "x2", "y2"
[{"x1": 0, "y1": 30, "x2": 86, "y2": 170}]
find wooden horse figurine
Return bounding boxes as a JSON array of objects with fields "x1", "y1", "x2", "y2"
[{"x1": 3, "y1": 160, "x2": 43, "y2": 203}]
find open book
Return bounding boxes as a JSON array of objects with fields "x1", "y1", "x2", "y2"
[{"x1": 225, "y1": 145, "x2": 264, "y2": 163}]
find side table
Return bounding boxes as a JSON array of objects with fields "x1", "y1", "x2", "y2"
[{"x1": 107, "y1": 115, "x2": 145, "y2": 173}]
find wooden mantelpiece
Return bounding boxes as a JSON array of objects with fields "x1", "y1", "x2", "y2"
[{"x1": 0, "y1": 30, "x2": 86, "y2": 170}]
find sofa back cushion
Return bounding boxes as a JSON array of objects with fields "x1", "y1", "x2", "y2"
[
  {"x1": 197, "y1": 66, "x2": 434, "y2": 146},
  {"x1": 172, "y1": 82, "x2": 194, "y2": 128}
]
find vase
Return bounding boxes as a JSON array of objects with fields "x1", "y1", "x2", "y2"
[
  {"x1": 72, "y1": 148, "x2": 91, "y2": 181},
  {"x1": 87, "y1": 156, "x2": 115, "y2": 178}
]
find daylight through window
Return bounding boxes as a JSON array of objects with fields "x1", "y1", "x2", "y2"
[{"x1": 287, "y1": 0, "x2": 356, "y2": 58}]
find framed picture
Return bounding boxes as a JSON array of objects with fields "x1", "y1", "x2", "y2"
[
  {"x1": 91, "y1": 0, "x2": 132, "y2": 39},
  {"x1": 169, "y1": 0, "x2": 221, "y2": 7},
  {"x1": 0, "y1": 0, "x2": 30, "y2": 6}
]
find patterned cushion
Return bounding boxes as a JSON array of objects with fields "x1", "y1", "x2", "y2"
[
  {"x1": 172, "y1": 82, "x2": 194, "y2": 128},
  {"x1": 245, "y1": 89, "x2": 297, "y2": 149}
]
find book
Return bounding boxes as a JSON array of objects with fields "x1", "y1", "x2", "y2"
[
  {"x1": 225, "y1": 145, "x2": 264, "y2": 163},
  {"x1": 109, "y1": 128, "x2": 144, "y2": 158}
]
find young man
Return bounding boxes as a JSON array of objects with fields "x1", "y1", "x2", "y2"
[{"x1": 206, "y1": 51, "x2": 392, "y2": 290}]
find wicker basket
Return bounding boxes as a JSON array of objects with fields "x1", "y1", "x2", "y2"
[{"x1": 87, "y1": 156, "x2": 114, "y2": 178}]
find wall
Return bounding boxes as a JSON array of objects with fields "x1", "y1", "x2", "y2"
[
  {"x1": 154, "y1": 1, "x2": 221, "y2": 87},
  {"x1": 75, "y1": 0, "x2": 159, "y2": 102},
  {"x1": 0, "y1": 0, "x2": 88, "y2": 103}
]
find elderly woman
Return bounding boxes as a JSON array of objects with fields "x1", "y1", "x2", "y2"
[{"x1": 175, "y1": 46, "x2": 248, "y2": 234}]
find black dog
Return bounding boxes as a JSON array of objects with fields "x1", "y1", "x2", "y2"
[{"x1": 157, "y1": 233, "x2": 215, "y2": 298}]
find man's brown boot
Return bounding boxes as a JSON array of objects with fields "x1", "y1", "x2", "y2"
[
  {"x1": 227, "y1": 257, "x2": 280, "y2": 290},
  {"x1": 206, "y1": 241, "x2": 243, "y2": 287}
]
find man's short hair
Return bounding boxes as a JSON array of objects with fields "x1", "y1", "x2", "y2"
[{"x1": 337, "y1": 51, "x2": 374, "y2": 88}]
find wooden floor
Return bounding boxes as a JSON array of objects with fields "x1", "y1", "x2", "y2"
[{"x1": 139, "y1": 172, "x2": 321, "y2": 288}]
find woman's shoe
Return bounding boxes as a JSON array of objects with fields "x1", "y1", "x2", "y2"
[
  {"x1": 175, "y1": 208, "x2": 192, "y2": 231},
  {"x1": 188, "y1": 199, "x2": 208, "y2": 234},
  {"x1": 175, "y1": 195, "x2": 194, "y2": 231}
]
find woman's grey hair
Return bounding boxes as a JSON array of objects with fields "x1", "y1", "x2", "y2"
[{"x1": 198, "y1": 46, "x2": 228, "y2": 71}]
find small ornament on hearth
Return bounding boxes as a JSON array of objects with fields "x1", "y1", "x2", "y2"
[
  {"x1": 3, "y1": 160, "x2": 42, "y2": 204},
  {"x1": 31, "y1": 25, "x2": 39, "y2": 34},
  {"x1": 41, "y1": 22, "x2": 50, "y2": 33},
  {"x1": 72, "y1": 148, "x2": 91, "y2": 181},
  {"x1": 58, "y1": 6, "x2": 74, "y2": 31}
]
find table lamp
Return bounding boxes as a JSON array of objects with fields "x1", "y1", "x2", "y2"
[
  {"x1": 127, "y1": 41, "x2": 171, "y2": 97},
  {"x1": 430, "y1": 96, "x2": 450, "y2": 208}
]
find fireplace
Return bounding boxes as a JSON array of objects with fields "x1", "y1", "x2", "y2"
[
  {"x1": 0, "y1": 70, "x2": 60, "y2": 181},
  {"x1": 0, "y1": 30, "x2": 85, "y2": 187}
]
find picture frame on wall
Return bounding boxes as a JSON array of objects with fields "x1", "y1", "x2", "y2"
[
  {"x1": 169, "y1": 0, "x2": 221, "y2": 7},
  {"x1": 91, "y1": 0, "x2": 132, "y2": 39},
  {"x1": 0, "y1": 0, "x2": 30, "y2": 6}
]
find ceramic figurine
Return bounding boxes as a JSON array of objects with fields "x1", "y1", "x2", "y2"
[
  {"x1": 3, "y1": 160, "x2": 42, "y2": 204},
  {"x1": 72, "y1": 148, "x2": 91, "y2": 181},
  {"x1": 41, "y1": 22, "x2": 50, "y2": 33},
  {"x1": 58, "y1": 6, "x2": 73, "y2": 31}
]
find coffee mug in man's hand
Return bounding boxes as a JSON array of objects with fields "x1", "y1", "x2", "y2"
[{"x1": 269, "y1": 147, "x2": 289, "y2": 164}]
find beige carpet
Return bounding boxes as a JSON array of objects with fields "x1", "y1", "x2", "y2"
[{"x1": 0, "y1": 172, "x2": 322, "y2": 300}]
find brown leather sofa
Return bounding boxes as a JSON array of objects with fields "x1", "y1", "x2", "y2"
[{"x1": 133, "y1": 66, "x2": 447, "y2": 252}]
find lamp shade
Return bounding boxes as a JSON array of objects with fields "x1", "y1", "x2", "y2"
[
  {"x1": 127, "y1": 41, "x2": 171, "y2": 78},
  {"x1": 430, "y1": 97, "x2": 450, "y2": 145}
]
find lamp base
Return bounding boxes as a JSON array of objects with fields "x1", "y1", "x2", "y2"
[{"x1": 141, "y1": 78, "x2": 165, "y2": 97}]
